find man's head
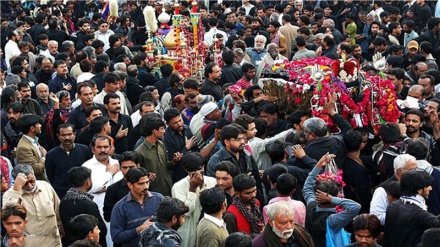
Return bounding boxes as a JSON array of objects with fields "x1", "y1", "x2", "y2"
[
  {"x1": 400, "y1": 170, "x2": 432, "y2": 198},
  {"x1": 276, "y1": 174, "x2": 297, "y2": 196},
  {"x1": 156, "y1": 197, "x2": 189, "y2": 230},
  {"x1": 46, "y1": 40, "x2": 58, "y2": 55},
  {"x1": 267, "y1": 43, "x2": 280, "y2": 59},
  {"x1": 118, "y1": 151, "x2": 140, "y2": 177},
  {"x1": 164, "y1": 108, "x2": 184, "y2": 132},
  {"x1": 57, "y1": 123, "x2": 75, "y2": 147},
  {"x1": 11, "y1": 164, "x2": 36, "y2": 194},
  {"x1": 54, "y1": 59, "x2": 68, "y2": 77},
  {"x1": 404, "y1": 109, "x2": 424, "y2": 134},
  {"x1": 104, "y1": 93, "x2": 121, "y2": 114},
  {"x1": 343, "y1": 130, "x2": 363, "y2": 153},
  {"x1": 378, "y1": 122, "x2": 400, "y2": 144},
  {"x1": 352, "y1": 214, "x2": 381, "y2": 247},
  {"x1": 69, "y1": 214, "x2": 100, "y2": 244},
  {"x1": 221, "y1": 124, "x2": 247, "y2": 153},
  {"x1": 139, "y1": 101, "x2": 156, "y2": 116},
  {"x1": 393, "y1": 154, "x2": 418, "y2": 180},
  {"x1": 204, "y1": 62, "x2": 222, "y2": 82},
  {"x1": 267, "y1": 201, "x2": 295, "y2": 240},
  {"x1": 200, "y1": 187, "x2": 227, "y2": 216},
  {"x1": 90, "y1": 136, "x2": 112, "y2": 162},
  {"x1": 266, "y1": 141, "x2": 288, "y2": 164},
  {"x1": 41, "y1": 57, "x2": 54, "y2": 73},
  {"x1": 1, "y1": 203, "x2": 27, "y2": 246},
  {"x1": 234, "y1": 114, "x2": 257, "y2": 139},
  {"x1": 225, "y1": 232, "x2": 252, "y2": 247},
  {"x1": 6, "y1": 103, "x2": 24, "y2": 126},
  {"x1": 36, "y1": 83, "x2": 49, "y2": 101},
  {"x1": 233, "y1": 174, "x2": 257, "y2": 205},
  {"x1": 241, "y1": 63, "x2": 256, "y2": 81},
  {"x1": 421, "y1": 228, "x2": 440, "y2": 247},
  {"x1": 259, "y1": 103, "x2": 280, "y2": 129},
  {"x1": 141, "y1": 116, "x2": 166, "y2": 138},
  {"x1": 103, "y1": 73, "x2": 120, "y2": 93},
  {"x1": 77, "y1": 82, "x2": 95, "y2": 106},
  {"x1": 200, "y1": 101, "x2": 222, "y2": 121},
  {"x1": 215, "y1": 161, "x2": 240, "y2": 192},
  {"x1": 17, "y1": 82, "x2": 31, "y2": 101},
  {"x1": 418, "y1": 74, "x2": 435, "y2": 95},
  {"x1": 98, "y1": 20, "x2": 109, "y2": 34},
  {"x1": 408, "y1": 84, "x2": 424, "y2": 102},
  {"x1": 254, "y1": 35, "x2": 267, "y2": 52},
  {"x1": 407, "y1": 137, "x2": 429, "y2": 160},
  {"x1": 303, "y1": 117, "x2": 328, "y2": 141},
  {"x1": 267, "y1": 21, "x2": 281, "y2": 34},
  {"x1": 414, "y1": 62, "x2": 428, "y2": 78},
  {"x1": 18, "y1": 113, "x2": 44, "y2": 137},
  {"x1": 290, "y1": 110, "x2": 311, "y2": 131},
  {"x1": 126, "y1": 167, "x2": 150, "y2": 196},
  {"x1": 89, "y1": 116, "x2": 111, "y2": 135},
  {"x1": 67, "y1": 166, "x2": 92, "y2": 192}
]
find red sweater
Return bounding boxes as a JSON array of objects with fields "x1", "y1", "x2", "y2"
[{"x1": 226, "y1": 200, "x2": 261, "y2": 235}]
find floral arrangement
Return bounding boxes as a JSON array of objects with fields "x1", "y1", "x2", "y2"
[{"x1": 259, "y1": 56, "x2": 400, "y2": 133}]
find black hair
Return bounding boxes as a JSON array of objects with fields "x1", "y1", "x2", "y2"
[
  {"x1": 5, "y1": 102, "x2": 24, "y2": 113},
  {"x1": 314, "y1": 179, "x2": 340, "y2": 197},
  {"x1": 69, "y1": 214, "x2": 99, "y2": 242},
  {"x1": 67, "y1": 166, "x2": 92, "y2": 187},
  {"x1": 18, "y1": 113, "x2": 44, "y2": 134},
  {"x1": 183, "y1": 78, "x2": 199, "y2": 90},
  {"x1": 156, "y1": 197, "x2": 189, "y2": 223},
  {"x1": 407, "y1": 138, "x2": 428, "y2": 160},
  {"x1": 222, "y1": 50, "x2": 235, "y2": 65},
  {"x1": 57, "y1": 123, "x2": 75, "y2": 135},
  {"x1": 421, "y1": 228, "x2": 440, "y2": 247},
  {"x1": 118, "y1": 151, "x2": 140, "y2": 166},
  {"x1": 276, "y1": 173, "x2": 297, "y2": 195},
  {"x1": 295, "y1": 36, "x2": 306, "y2": 47},
  {"x1": 90, "y1": 135, "x2": 111, "y2": 148},
  {"x1": 90, "y1": 116, "x2": 109, "y2": 134},
  {"x1": 259, "y1": 102, "x2": 278, "y2": 115},
  {"x1": 405, "y1": 109, "x2": 424, "y2": 122},
  {"x1": 233, "y1": 174, "x2": 256, "y2": 192},
  {"x1": 266, "y1": 140, "x2": 287, "y2": 163},
  {"x1": 160, "y1": 63, "x2": 173, "y2": 77},
  {"x1": 103, "y1": 93, "x2": 120, "y2": 105},
  {"x1": 91, "y1": 39, "x2": 105, "y2": 49},
  {"x1": 220, "y1": 124, "x2": 246, "y2": 146},
  {"x1": 352, "y1": 214, "x2": 381, "y2": 238},
  {"x1": 225, "y1": 232, "x2": 252, "y2": 247},
  {"x1": 388, "y1": 67, "x2": 405, "y2": 80},
  {"x1": 343, "y1": 130, "x2": 362, "y2": 152},
  {"x1": 126, "y1": 167, "x2": 150, "y2": 184},
  {"x1": 234, "y1": 114, "x2": 255, "y2": 130},
  {"x1": 400, "y1": 170, "x2": 433, "y2": 197},
  {"x1": 181, "y1": 151, "x2": 204, "y2": 172},
  {"x1": 244, "y1": 85, "x2": 262, "y2": 100},
  {"x1": 104, "y1": 72, "x2": 119, "y2": 85},
  {"x1": 204, "y1": 62, "x2": 217, "y2": 78},
  {"x1": 290, "y1": 110, "x2": 311, "y2": 127},
  {"x1": 164, "y1": 107, "x2": 181, "y2": 123},
  {"x1": 241, "y1": 63, "x2": 255, "y2": 73},
  {"x1": 339, "y1": 42, "x2": 352, "y2": 54},
  {"x1": 254, "y1": 117, "x2": 267, "y2": 138},
  {"x1": 214, "y1": 161, "x2": 240, "y2": 178},
  {"x1": 141, "y1": 117, "x2": 166, "y2": 136},
  {"x1": 384, "y1": 181, "x2": 400, "y2": 200},
  {"x1": 1, "y1": 203, "x2": 26, "y2": 221},
  {"x1": 94, "y1": 60, "x2": 109, "y2": 73},
  {"x1": 378, "y1": 122, "x2": 401, "y2": 144},
  {"x1": 200, "y1": 187, "x2": 226, "y2": 214}
]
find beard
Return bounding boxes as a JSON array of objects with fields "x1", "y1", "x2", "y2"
[
  {"x1": 23, "y1": 184, "x2": 37, "y2": 194},
  {"x1": 171, "y1": 219, "x2": 182, "y2": 230},
  {"x1": 272, "y1": 224, "x2": 293, "y2": 239},
  {"x1": 255, "y1": 45, "x2": 264, "y2": 51}
]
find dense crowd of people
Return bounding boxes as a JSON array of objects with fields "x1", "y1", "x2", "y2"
[{"x1": 3, "y1": 0, "x2": 440, "y2": 247}]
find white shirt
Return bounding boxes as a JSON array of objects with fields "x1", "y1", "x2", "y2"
[
  {"x1": 77, "y1": 72, "x2": 95, "y2": 83},
  {"x1": 203, "y1": 213, "x2": 226, "y2": 228},
  {"x1": 82, "y1": 155, "x2": 123, "y2": 216},
  {"x1": 95, "y1": 30, "x2": 115, "y2": 51},
  {"x1": 172, "y1": 176, "x2": 217, "y2": 247},
  {"x1": 370, "y1": 186, "x2": 389, "y2": 225},
  {"x1": 130, "y1": 110, "x2": 142, "y2": 127},
  {"x1": 40, "y1": 49, "x2": 57, "y2": 63},
  {"x1": 94, "y1": 90, "x2": 130, "y2": 115},
  {"x1": 204, "y1": 27, "x2": 228, "y2": 46},
  {"x1": 5, "y1": 40, "x2": 21, "y2": 71}
]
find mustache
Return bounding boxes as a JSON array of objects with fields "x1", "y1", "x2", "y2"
[
  {"x1": 99, "y1": 152, "x2": 108, "y2": 156},
  {"x1": 115, "y1": 107, "x2": 121, "y2": 111}
]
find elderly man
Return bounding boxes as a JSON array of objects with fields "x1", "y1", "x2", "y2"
[
  {"x1": 256, "y1": 43, "x2": 287, "y2": 81},
  {"x1": 3, "y1": 164, "x2": 62, "y2": 246},
  {"x1": 253, "y1": 201, "x2": 314, "y2": 247},
  {"x1": 35, "y1": 83, "x2": 54, "y2": 114},
  {"x1": 40, "y1": 40, "x2": 59, "y2": 62},
  {"x1": 246, "y1": 35, "x2": 268, "y2": 67}
]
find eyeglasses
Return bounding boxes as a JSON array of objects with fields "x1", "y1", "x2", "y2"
[{"x1": 232, "y1": 137, "x2": 248, "y2": 142}]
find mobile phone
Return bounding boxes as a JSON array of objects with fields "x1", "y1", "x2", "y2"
[{"x1": 285, "y1": 144, "x2": 293, "y2": 157}]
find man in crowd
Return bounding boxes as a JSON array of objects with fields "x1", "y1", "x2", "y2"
[
  {"x1": 46, "y1": 123, "x2": 92, "y2": 199},
  {"x1": 110, "y1": 167, "x2": 163, "y2": 247},
  {"x1": 60, "y1": 166, "x2": 107, "y2": 247},
  {"x1": 1, "y1": 203, "x2": 28, "y2": 247},
  {"x1": 139, "y1": 197, "x2": 189, "y2": 246},
  {"x1": 3, "y1": 164, "x2": 62, "y2": 246}
]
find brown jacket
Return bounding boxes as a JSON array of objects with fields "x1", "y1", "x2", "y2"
[{"x1": 16, "y1": 136, "x2": 47, "y2": 181}]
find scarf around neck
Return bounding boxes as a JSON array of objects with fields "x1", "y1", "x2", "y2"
[
  {"x1": 232, "y1": 195, "x2": 261, "y2": 234},
  {"x1": 400, "y1": 194, "x2": 427, "y2": 211},
  {"x1": 63, "y1": 188, "x2": 94, "y2": 202}
]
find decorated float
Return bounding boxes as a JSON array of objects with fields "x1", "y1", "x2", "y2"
[
  {"x1": 259, "y1": 55, "x2": 399, "y2": 135},
  {"x1": 142, "y1": 0, "x2": 207, "y2": 80}
]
